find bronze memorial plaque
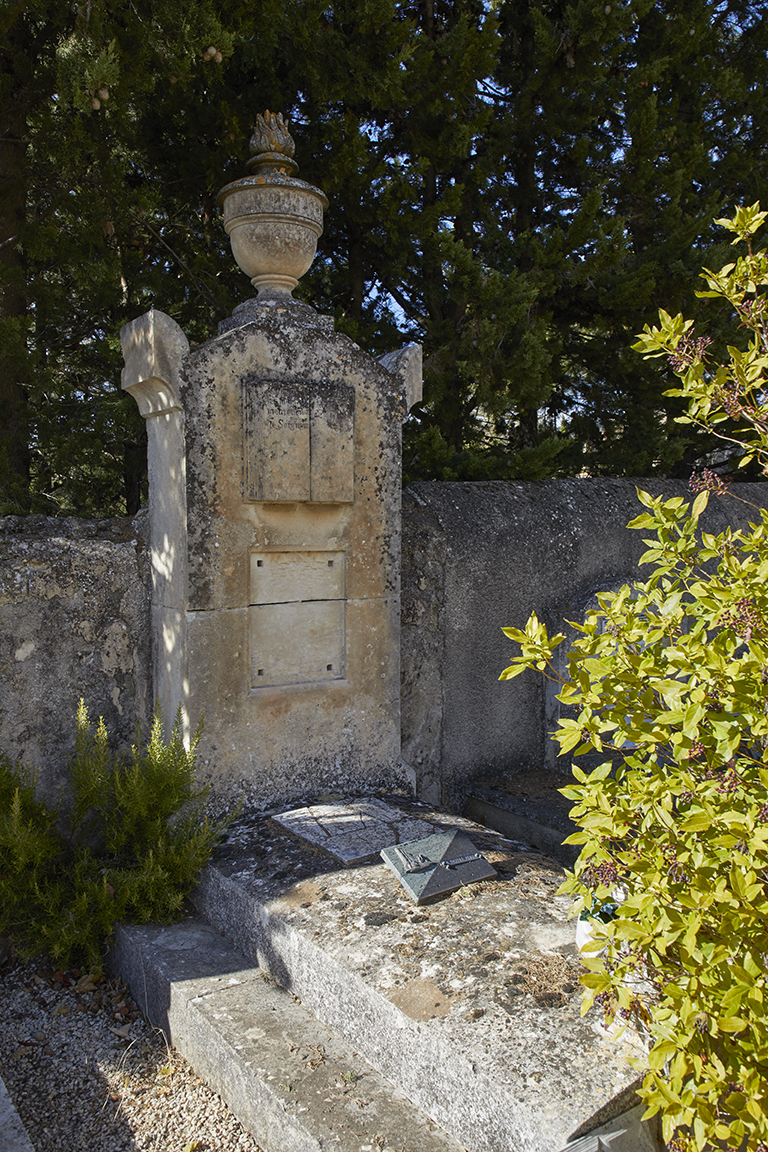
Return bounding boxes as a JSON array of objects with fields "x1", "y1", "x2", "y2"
[{"x1": 381, "y1": 829, "x2": 497, "y2": 904}]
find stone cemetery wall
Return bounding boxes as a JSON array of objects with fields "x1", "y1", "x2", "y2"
[
  {"x1": 400, "y1": 478, "x2": 768, "y2": 807},
  {"x1": 2, "y1": 477, "x2": 767, "y2": 810},
  {"x1": 0, "y1": 515, "x2": 151, "y2": 805}
]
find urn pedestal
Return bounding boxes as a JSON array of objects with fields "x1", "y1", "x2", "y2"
[
  {"x1": 121, "y1": 113, "x2": 422, "y2": 811},
  {"x1": 217, "y1": 111, "x2": 328, "y2": 296}
]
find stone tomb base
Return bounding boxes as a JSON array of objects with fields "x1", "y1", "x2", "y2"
[{"x1": 187, "y1": 798, "x2": 659, "y2": 1152}]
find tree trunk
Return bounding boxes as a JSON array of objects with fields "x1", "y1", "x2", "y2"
[{"x1": 0, "y1": 15, "x2": 30, "y2": 503}]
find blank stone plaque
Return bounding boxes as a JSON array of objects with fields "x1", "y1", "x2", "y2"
[
  {"x1": 250, "y1": 551, "x2": 344, "y2": 605},
  {"x1": 381, "y1": 830, "x2": 497, "y2": 904},
  {"x1": 250, "y1": 601, "x2": 344, "y2": 687},
  {"x1": 250, "y1": 550, "x2": 345, "y2": 688}
]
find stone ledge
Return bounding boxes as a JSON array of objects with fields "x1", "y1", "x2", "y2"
[
  {"x1": 191, "y1": 799, "x2": 653, "y2": 1152},
  {"x1": 109, "y1": 919, "x2": 464, "y2": 1152}
]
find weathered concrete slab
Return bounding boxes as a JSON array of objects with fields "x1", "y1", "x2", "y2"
[
  {"x1": 273, "y1": 798, "x2": 436, "y2": 864},
  {"x1": 110, "y1": 919, "x2": 464, "y2": 1152},
  {"x1": 194, "y1": 798, "x2": 652, "y2": 1152},
  {"x1": 0, "y1": 1074, "x2": 35, "y2": 1152},
  {"x1": 465, "y1": 774, "x2": 579, "y2": 866}
]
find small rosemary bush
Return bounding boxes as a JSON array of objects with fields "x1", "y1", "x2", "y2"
[
  {"x1": 501, "y1": 205, "x2": 768, "y2": 1152},
  {"x1": 0, "y1": 701, "x2": 227, "y2": 971}
]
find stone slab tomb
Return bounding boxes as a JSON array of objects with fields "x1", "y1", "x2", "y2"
[
  {"x1": 119, "y1": 113, "x2": 421, "y2": 808},
  {"x1": 189, "y1": 799, "x2": 651, "y2": 1152}
]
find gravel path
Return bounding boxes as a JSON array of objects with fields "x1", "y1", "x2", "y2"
[{"x1": 0, "y1": 952, "x2": 265, "y2": 1152}]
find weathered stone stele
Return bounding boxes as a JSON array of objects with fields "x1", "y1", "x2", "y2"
[{"x1": 120, "y1": 114, "x2": 421, "y2": 808}]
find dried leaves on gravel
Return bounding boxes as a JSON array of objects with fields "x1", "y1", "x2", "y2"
[{"x1": 0, "y1": 957, "x2": 264, "y2": 1151}]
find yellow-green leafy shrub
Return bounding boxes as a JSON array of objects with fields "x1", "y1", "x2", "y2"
[{"x1": 500, "y1": 205, "x2": 768, "y2": 1152}]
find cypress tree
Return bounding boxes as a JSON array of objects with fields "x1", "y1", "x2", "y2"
[
  {"x1": 484, "y1": 0, "x2": 768, "y2": 477},
  {"x1": 0, "y1": 0, "x2": 242, "y2": 514},
  {"x1": 2, "y1": 0, "x2": 767, "y2": 511}
]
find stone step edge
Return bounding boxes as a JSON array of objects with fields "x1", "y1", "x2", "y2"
[
  {"x1": 194, "y1": 862, "x2": 516, "y2": 1150},
  {"x1": 0, "y1": 1072, "x2": 35, "y2": 1152},
  {"x1": 109, "y1": 918, "x2": 466, "y2": 1152},
  {"x1": 192, "y1": 863, "x2": 664, "y2": 1152}
]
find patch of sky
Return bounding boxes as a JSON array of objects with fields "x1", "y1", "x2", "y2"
[{"x1": 366, "y1": 279, "x2": 420, "y2": 335}]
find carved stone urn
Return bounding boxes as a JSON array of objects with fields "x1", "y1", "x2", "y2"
[{"x1": 217, "y1": 111, "x2": 328, "y2": 296}]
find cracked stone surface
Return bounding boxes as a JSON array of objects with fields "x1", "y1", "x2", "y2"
[
  {"x1": 272, "y1": 798, "x2": 436, "y2": 864},
  {"x1": 195, "y1": 795, "x2": 648, "y2": 1152}
]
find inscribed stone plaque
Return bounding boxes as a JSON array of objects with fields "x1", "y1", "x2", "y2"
[
  {"x1": 250, "y1": 551, "x2": 345, "y2": 605},
  {"x1": 310, "y1": 383, "x2": 355, "y2": 503},
  {"x1": 250, "y1": 600, "x2": 344, "y2": 687},
  {"x1": 381, "y1": 830, "x2": 497, "y2": 904},
  {"x1": 244, "y1": 378, "x2": 354, "y2": 504},
  {"x1": 273, "y1": 799, "x2": 435, "y2": 865},
  {"x1": 244, "y1": 381, "x2": 310, "y2": 502}
]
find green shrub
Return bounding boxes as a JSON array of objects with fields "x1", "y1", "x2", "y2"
[
  {"x1": 500, "y1": 205, "x2": 768, "y2": 1152},
  {"x1": 0, "y1": 701, "x2": 229, "y2": 972}
]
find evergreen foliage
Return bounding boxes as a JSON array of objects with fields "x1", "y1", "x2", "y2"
[
  {"x1": 500, "y1": 206, "x2": 768, "y2": 1151},
  {"x1": 2, "y1": 1, "x2": 768, "y2": 511},
  {"x1": 0, "y1": 701, "x2": 227, "y2": 971},
  {"x1": 486, "y1": 0, "x2": 762, "y2": 478}
]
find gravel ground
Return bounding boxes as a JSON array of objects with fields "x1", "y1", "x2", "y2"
[{"x1": 0, "y1": 952, "x2": 265, "y2": 1152}]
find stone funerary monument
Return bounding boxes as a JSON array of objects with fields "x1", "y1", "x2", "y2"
[{"x1": 120, "y1": 113, "x2": 421, "y2": 808}]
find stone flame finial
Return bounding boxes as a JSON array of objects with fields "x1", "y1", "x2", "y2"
[
  {"x1": 247, "y1": 110, "x2": 299, "y2": 176},
  {"x1": 218, "y1": 110, "x2": 328, "y2": 298}
]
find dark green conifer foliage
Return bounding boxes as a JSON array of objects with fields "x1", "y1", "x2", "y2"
[
  {"x1": 0, "y1": 702, "x2": 227, "y2": 971},
  {"x1": 0, "y1": 0, "x2": 247, "y2": 515},
  {"x1": 486, "y1": 0, "x2": 768, "y2": 477},
  {"x1": 2, "y1": 0, "x2": 768, "y2": 507}
]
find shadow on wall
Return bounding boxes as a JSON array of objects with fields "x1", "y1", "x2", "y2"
[{"x1": 399, "y1": 477, "x2": 768, "y2": 809}]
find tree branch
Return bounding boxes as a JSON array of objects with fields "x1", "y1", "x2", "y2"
[{"x1": 132, "y1": 215, "x2": 219, "y2": 311}]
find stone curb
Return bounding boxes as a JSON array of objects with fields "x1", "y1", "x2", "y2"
[
  {"x1": 0, "y1": 1072, "x2": 35, "y2": 1152},
  {"x1": 109, "y1": 919, "x2": 464, "y2": 1152}
]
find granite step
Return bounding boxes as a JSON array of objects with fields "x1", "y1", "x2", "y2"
[
  {"x1": 0, "y1": 1074, "x2": 35, "y2": 1152},
  {"x1": 189, "y1": 797, "x2": 659, "y2": 1152},
  {"x1": 109, "y1": 918, "x2": 465, "y2": 1152}
]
